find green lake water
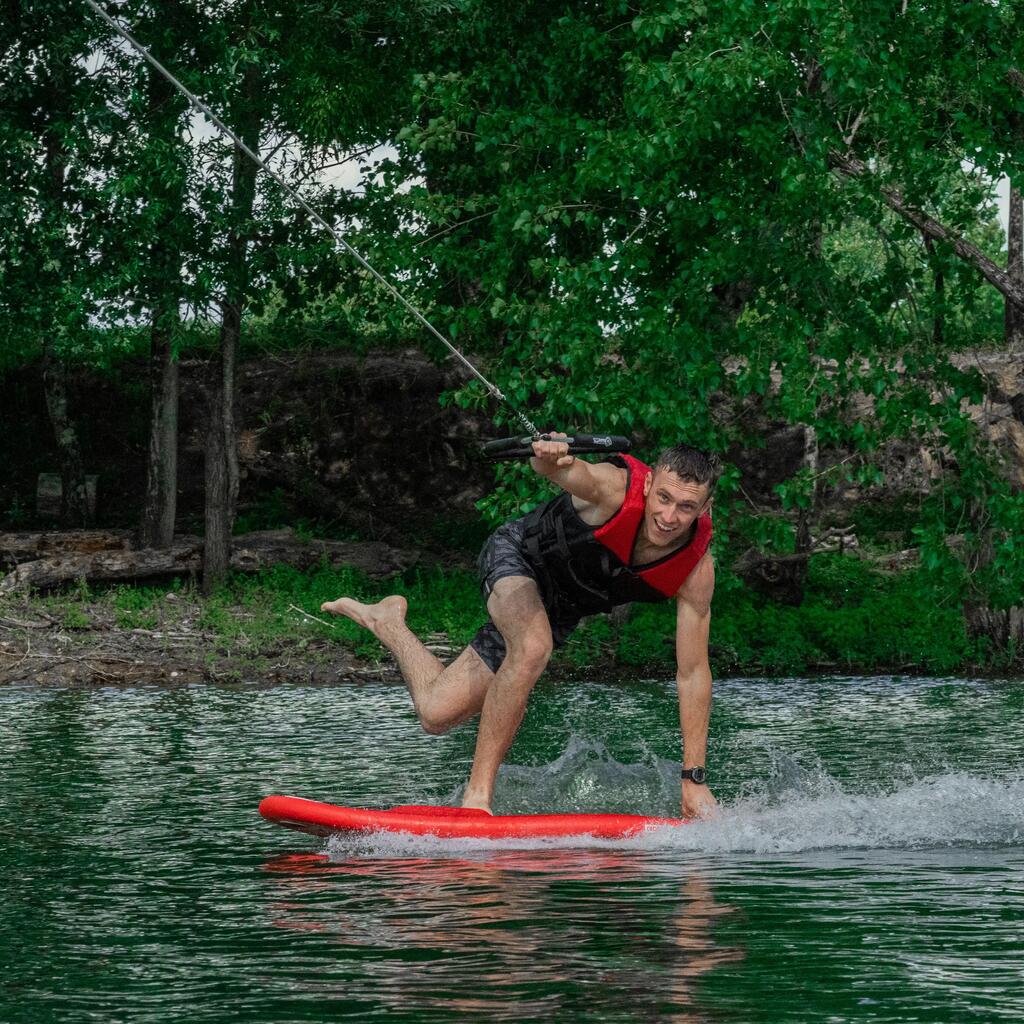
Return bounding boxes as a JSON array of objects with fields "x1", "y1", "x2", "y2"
[{"x1": 1, "y1": 675, "x2": 1022, "y2": 1022}]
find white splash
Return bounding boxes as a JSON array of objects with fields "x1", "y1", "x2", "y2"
[
  {"x1": 642, "y1": 773, "x2": 1024, "y2": 855},
  {"x1": 325, "y1": 735, "x2": 1024, "y2": 858}
]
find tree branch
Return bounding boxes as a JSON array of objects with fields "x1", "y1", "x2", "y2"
[
  {"x1": 843, "y1": 107, "x2": 867, "y2": 148},
  {"x1": 778, "y1": 93, "x2": 806, "y2": 156},
  {"x1": 829, "y1": 150, "x2": 1024, "y2": 308}
]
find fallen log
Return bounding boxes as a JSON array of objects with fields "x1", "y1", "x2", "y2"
[
  {"x1": 731, "y1": 530, "x2": 860, "y2": 606},
  {"x1": 0, "y1": 528, "x2": 417, "y2": 593},
  {"x1": 733, "y1": 549, "x2": 811, "y2": 606},
  {"x1": 0, "y1": 529, "x2": 134, "y2": 567},
  {"x1": 229, "y1": 529, "x2": 416, "y2": 577},
  {"x1": 0, "y1": 541, "x2": 203, "y2": 593}
]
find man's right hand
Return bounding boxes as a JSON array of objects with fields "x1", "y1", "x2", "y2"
[{"x1": 531, "y1": 431, "x2": 575, "y2": 471}]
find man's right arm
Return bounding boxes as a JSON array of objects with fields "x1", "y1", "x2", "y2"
[{"x1": 530, "y1": 433, "x2": 625, "y2": 516}]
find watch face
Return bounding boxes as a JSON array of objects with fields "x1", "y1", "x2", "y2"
[{"x1": 688, "y1": 767, "x2": 707, "y2": 785}]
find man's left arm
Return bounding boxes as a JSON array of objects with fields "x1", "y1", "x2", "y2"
[{"x1": 675, "y1": 552, "x2": 718, "y2": 819}]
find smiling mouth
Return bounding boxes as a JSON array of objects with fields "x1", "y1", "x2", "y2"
[{"x1": 653, "y1": 521, "x2": 676, "y2": 536}]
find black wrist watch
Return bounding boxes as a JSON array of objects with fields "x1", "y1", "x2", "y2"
[{"x1": 681, "y1": 766, "x2": 708, "y2": 785}]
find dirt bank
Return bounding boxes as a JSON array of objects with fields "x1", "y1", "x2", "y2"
[{"x1": 0, "y1": 596, "x2": 403, "y2": 687}]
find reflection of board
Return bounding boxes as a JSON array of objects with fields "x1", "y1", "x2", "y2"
[{"x1": 259, "y1": 795, "x2": 688, "y2": 841}]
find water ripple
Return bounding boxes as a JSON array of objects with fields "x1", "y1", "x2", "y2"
[{"x1": 1, "y1": 675, "x2": 1022, "y2": 1023}]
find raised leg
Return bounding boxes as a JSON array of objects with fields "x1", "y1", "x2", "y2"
[
  {"x1": 320, "y1": 594, "x2": 494, "y2": 733},
  {"x1": 460, "y1": 576, "x2": 552, "y2": 813},
  {"x1": 322, "y1": 576, "x2": 553, "y2": 815}
]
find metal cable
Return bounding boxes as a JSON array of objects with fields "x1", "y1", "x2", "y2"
[{"x1": 82, "y1": 0, "x2": 539, "y2": 434}]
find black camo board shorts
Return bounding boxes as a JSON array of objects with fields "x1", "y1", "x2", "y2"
[{"x1": 469, "y1": 521, "x2": 580, "y2": 673}]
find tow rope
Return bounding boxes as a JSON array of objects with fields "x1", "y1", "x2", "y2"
[{"x1": 83, "y1": 0, "x2": 631, "y2": 458}]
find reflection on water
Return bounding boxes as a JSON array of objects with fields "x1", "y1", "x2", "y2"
[
  {"x1": 0, "y1": 675, "x2": 1022, "y2": 1023},
  {"x1": 263, "y1": 849, "x2": 743, "y2": 1023}
]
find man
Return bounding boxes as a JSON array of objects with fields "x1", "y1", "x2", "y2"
[{"x1": 322, "y1": 434, "x2": 720, "y2": 819}]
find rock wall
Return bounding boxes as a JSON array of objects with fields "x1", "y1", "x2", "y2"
[
  {"x1": 1, "y1": 345, "x2": 1020, "y2": 546},
  {"x1": 0, "y1": 349, "x2": 495, "y2": 542}
]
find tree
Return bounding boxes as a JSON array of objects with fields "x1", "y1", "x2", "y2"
[
  {"x1": 89, "y1": 0, "x2": 208, "y2": 548},
  {"x1": 112, "y1": 0, "x2": 443, "y2": 589},
  {"x1": 368, "y1": 0, "x2": 1023, "y2": 608},
  {"x1": 0, "y1": 2, "x2": 111, "y2": 525}
]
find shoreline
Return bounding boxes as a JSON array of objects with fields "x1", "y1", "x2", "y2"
[
  {"x1": 3, "y1": 615, "x2": 1019, "y2": 687},
  {"x1": 2, "y1": 553, "x2": 1020, "y2": 686}
]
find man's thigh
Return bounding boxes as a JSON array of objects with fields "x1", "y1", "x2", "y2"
[
  {"x1": 416, "y1": 644, "x2": 496, "y2": 732},
  {"x1": 486, "y1": 575, "x2": 553, "y2": 650}
]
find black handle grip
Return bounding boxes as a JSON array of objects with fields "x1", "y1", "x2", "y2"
[{"x1": 481, "y1": 433, "x2": 632, "y2": 462}]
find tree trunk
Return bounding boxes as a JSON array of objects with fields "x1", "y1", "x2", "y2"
[
  {"x1": 923, "y1": 235, "x2": 944, "y2": 346},
  {"x1": 202, "y1": 66, "x2": 261, "y2": 593},
  {"x1": 964, "y1": 604, "x2": 1024, "y2": 667},
  {"x1": 202, "y1": 309, "x2": 238, "y2": 593},
  {"x1": 794, "y1": 424, "x2": 818, "y2": 559},
  {"x1": 41, "y1": 344, "x2": 91, "y2": 526},
  {"x1": 1006, "y1": 183, "x2": 1023, "y2": 350},
  {"x1": 39, "y1": 73, "x2": 90, "y2": 527},
  {"x1": 140, "y1": 317, "x2": 179, "y2": 546},
  {"x1": 139, "y1": 61, "x2": 185, "y2": 549}
]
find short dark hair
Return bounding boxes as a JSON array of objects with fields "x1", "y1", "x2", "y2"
[{"x1": 654, "y1": 444, "x2": 722, "y2": 494}]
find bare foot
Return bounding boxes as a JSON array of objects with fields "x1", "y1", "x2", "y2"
[
  {"x1": 320, "y1": 594, "x2": 408, "y2": 639},
  {"x1": 461, "y1": 791, "x2": 493, "y2": 815}
]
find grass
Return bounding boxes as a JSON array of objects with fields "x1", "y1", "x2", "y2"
[{"x1": 7, "y1": 547, "x2": 1006, "y2": 678}]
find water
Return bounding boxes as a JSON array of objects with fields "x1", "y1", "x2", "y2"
[{"x1": 1, "y1": 676, "x2": 1022, "y2": 1022}]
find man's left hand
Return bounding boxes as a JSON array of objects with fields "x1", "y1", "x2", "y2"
[{"x1": 682, "y1": 780, "x2": 719, "y2": 820}]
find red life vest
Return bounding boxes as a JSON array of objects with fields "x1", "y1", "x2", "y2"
[
  {"x1": 517, "y1": 454, "x2": 712, "y2": 614},
  {"x1": 594, "y1": 454, "x2": 713, "y2": 597}
]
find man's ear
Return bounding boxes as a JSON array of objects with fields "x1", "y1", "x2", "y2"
[{"x1": 643, "y1": 471, "x2": 653, "y2": 497}]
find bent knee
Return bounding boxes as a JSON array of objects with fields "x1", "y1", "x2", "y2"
[
  {"x1": 420, "y1": 716, "x2": 452, "y2": 736},
  {"x1": 416, "y1": 704, "x2": 455, "y2": 735},
  {"x1": 415, "y1": 695, "x2": 470, "y2": 735},
  {"x1": 505, "y1": 635, "x2": 553, "y2": 674}
]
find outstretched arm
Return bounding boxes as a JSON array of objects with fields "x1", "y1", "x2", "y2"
[
  {"x1": 675, "y1": 552, "x2": 718, "y2": 819},
  {"x1": 530, "y1": 432, "x2": 627, "y2": 518}
]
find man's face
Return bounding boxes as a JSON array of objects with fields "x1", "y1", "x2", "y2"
[{"x1": 641, "y1": 468, "x2": 711, "y2": 549}]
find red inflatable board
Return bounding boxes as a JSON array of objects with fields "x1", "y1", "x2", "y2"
[{"x1": 259, "y1": 795, "x2": 687, "y2": 841}]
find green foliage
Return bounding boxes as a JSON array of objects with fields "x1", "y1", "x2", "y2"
[
  {"x1": 709, "y1": 554, "x2": 980, "y2": 676},
  {"x1": 848, "y1": 494, "x2": 922, "y2": 546},
  {"x1": 10, "y1": 542, "x2": 1014, "y2": 675},
  {"x1": 550, "y1": 552, "x2": 986, "y2": 677},
  {"x1": 556, "y1": 615, "x2": 616, "y2": 670},
  {"x1": 0, "y1": 0, "x2": 451, "y2": 380},
  {"x1": 58, "y1": 606, "x2": 93, "y2": 631},
  {"x1": 108, "y1": 582, "x2": 167, "y2": 629},
  {"x1": 358, "y1": 0, "x2": 1024, "y2": 612},
  {"x1": 3, "y1": 2, "x2": 1024, "y2": 633},
  {"x1": 612, "y1": 604, "x2": 675, "y2": 670}
]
